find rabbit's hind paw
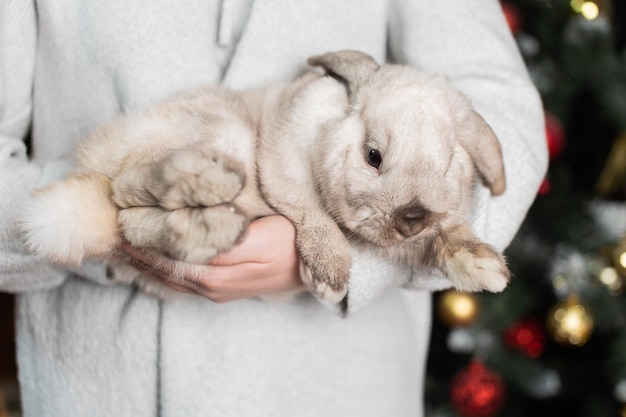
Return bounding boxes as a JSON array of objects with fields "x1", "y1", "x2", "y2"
[
  {"x1": 113, "y1": 147, "x2": 246, "y2": 210},
  {"x1": 156, "y1": 148, "x2": 246, "y2": 210},
  {"x1": 119, "y1": 205, "x2": 249, "y2": 264}
]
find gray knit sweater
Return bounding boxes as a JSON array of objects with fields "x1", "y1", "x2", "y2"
[{"x1": 0, "y1": 0, "x2": 547, "y2": 416}]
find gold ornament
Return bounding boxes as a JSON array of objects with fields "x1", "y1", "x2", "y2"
[
  {"x1": 546, "y1": 295, "x2": 593, "y2": 346},
  {"x1": 437, "y1": 290, "x2": 480, "y2": 327}
]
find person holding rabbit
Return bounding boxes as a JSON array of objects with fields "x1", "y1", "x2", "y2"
[{"x1": 0, "y1": 1, "x2": 547, "y2": 416}]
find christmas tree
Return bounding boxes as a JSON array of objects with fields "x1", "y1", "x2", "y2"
[{"x1": 425, "y1": 1, "x2": 626, "y2": 416}]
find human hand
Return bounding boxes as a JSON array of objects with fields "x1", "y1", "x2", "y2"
[{"x1": 121, "y1": 215, "x2": 304, "y2": 303}]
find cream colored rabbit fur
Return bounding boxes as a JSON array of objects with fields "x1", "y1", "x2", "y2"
[{"x1": 20, "y1": 50, "x2": 509, "y2": 302}]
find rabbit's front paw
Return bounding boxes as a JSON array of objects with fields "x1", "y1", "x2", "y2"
[
  {"x1": 445, "y1": 244, "x2": 509, "y2": 293},
  {"x1": 428, "y1": 223, "x2": 510, "y2": 293},
  {"x1": 113, "y1": 147, "x2": 246, "y2": 210},
  {"x1": 119, "y1": 205, "x2": 249, "y2": 264},
  {"x1": 297, "y1": 225, "x2": 351, "y2": 303},
  {"x1": 299, "y1": 255, "x2": 350, "y2": 303}
]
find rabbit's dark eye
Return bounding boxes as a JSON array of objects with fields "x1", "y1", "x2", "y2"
[{"x1": 366, "y1": 148, "x2": 382, "y2": 170}]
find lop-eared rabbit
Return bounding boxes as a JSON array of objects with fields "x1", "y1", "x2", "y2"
[{"x1": 21, "y1": 50, "x2": 509, "y2": 302}]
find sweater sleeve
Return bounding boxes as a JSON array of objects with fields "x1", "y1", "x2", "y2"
[
  {"x1": 0, "y1": 0, "x2": 111, "y2": 293},
  {"x1": 343, "y1": 0, "x2": 548, "y2": 314}
]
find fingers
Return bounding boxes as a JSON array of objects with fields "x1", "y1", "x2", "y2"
[
  {"x1": 119, "y1": 215, "x2": 302, "y2": 303},
  {"x1": 162, "y1": 282, "x2": 197, "y2": 294},
  {"x1": 121, "y1": 242, "x2": 253, "y2": 300}
]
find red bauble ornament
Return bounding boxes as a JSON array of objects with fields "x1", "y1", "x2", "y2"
[
  {"x1": 545, "y1": 111, "x2": 565, "y2": 160},
  {"x1": 504, "y1": 318, "x2": 546, "y2": 358},
  {"x1": 501, "y1": 2, "x2": 522, "y2": 35},
  {"x1": 450, "y1": 360, "x2": 506, "y2": 417}
]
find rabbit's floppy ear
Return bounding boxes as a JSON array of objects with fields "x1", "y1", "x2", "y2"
[
  {"x1": 449, "y1": 88, "x2": 506, "y2": 196},
  {"x1": 308, "y1": 50, "x2": 380, "y2": 104}
]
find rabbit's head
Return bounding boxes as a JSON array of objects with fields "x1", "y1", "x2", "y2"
[{"x1": 308, "y1": 51, "x2": 506, "y2": 248}]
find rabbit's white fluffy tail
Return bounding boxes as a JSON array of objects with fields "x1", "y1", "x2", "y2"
[{"x1": 20, "y1": 173, "x2": 120, "y2": 265}]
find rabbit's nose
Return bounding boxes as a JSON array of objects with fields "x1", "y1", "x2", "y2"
[{"x1": 393, "y1": 203, "x2": 429, "y2": 238}]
